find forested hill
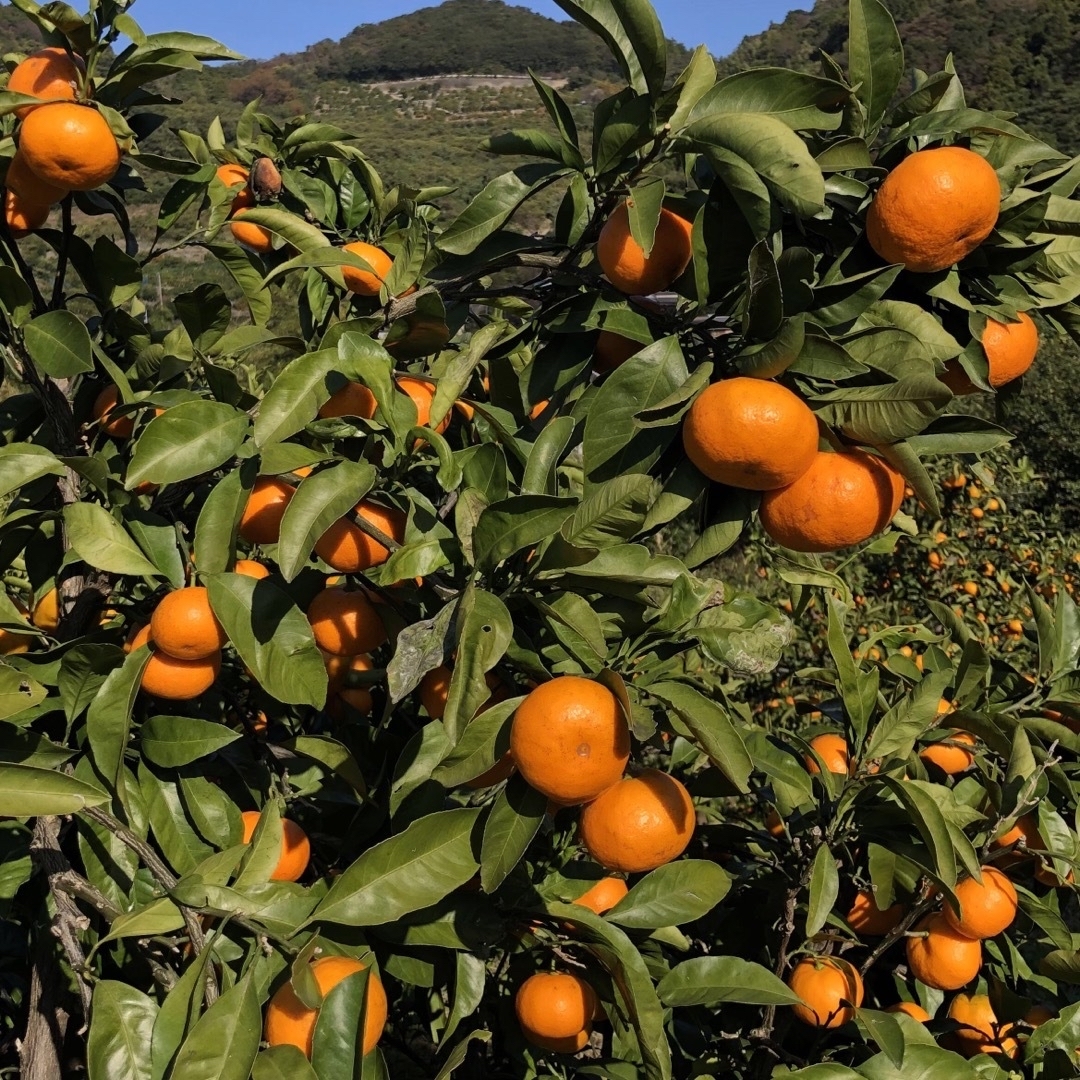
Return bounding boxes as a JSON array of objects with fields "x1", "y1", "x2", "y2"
[{"x1": 721, "y1": 0, "x2": 1080, "y2": 153}]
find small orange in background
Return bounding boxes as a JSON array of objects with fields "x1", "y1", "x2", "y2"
[
  {"x1": 19, "y1": 103, "x2": 121, "y2": 191},
  {"x1": 887, "y1": 1000, "x2": 931, "y2": 1022},
  {"x1": 759, "y1": 449, "x2": 903, "y2": 553},
  {"x1": 510, "y1": 676, "x2": 629, "y2": 806},
  {"x1": 323, "y1": 650, "x2": 373, "y2": 694},
  {"x1": 0, "y1": 598, "x2": 33, "y2": 655},
  {"x1": 150, "y1": 586, "x2": 226, "y2": 661},
  {"x1": 905, "y1": 912, "x2": 982, "y2": 990},
  {"x1": 233, "y1": 559, "x2": 270, "y2": 580},
  {"x1": 579, "y1": 769, "x2": 695, "y2": 874},
  {"x1": 466, "y1": 750, "x2": 515, "y2": 789},
  {"x1": 597, "y1": 201, "x2": 693, "y2": 295},
  {"x1": 314, "y1": 500, "x2": 405, "y2": 574},
  {"x1": 318, "y1": 381, "x2": 377, "y2": 420},
  {"x1": 682, "y1": 378, "x2": 818, "y2": 490},
  {"x1": 92, "y1": 386, "x2": 135, "y2": 439},
  {"x1": 788, "y1": 956, "x2": 863, "y2": 1028},
  {"x1": 341, "y1": 241, "x2": 393, "y2": 296},
  {"x1": 865, "y1": 146, "x2": 1000, "y2": 273},
  {"x1": 515, "y1": 972, "x2": 597, "y2": 1054},
  {"x1": 266, "y1": 954, "x2": 387, "y2": 1059},
  {"x1": 31, "y1": 588, "x2": 59, "y2": 633},
  {"x1": 7, "y1": 47, "x2": 84, "y2": 117},
  {"x1": 947, "y1": 993, "x2": 1020, "y2": 1059},
  {"x1": 593, "y1": 330, "x2": 644, "y2": 373},
  {"x1": 239, "y1": 476, "x2": 294, "y2": 545},
  {"x1": 805, "y1": 733, "x2": 850, "y2": 776},
  {"x1": 943, "y1": 865, "x2": 1018, "y2": 940},
  {"x1": 919, "y1": 730, "x2": 976, "y2": 775},
  {"x1": 573, "y1": 876, "x2": 628, "y2": 916},
  {"x1": 846, "y1": 889, "x2": 906, "y2": 936},
  {"x1": 308, "y1": 586, "x2": 386, "y2": 656},
  {"x1": 240, "y1": 810, "x2": 310, "y2": 883}
]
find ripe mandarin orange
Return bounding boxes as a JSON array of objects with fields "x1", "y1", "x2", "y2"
[
  {"x1": 846, "y1": 889, "x2": 906, "y2": 936},
  {"x1": 318, "y1": 381, "x2": 377, "y2": 420},
  {"x1": 759, "y1": 450, "x2": 903, "y2": 552},
  {"x1": 239, "y1": 476, "x2": 295, "y2": 545},
  {"x1": 682, "y1": 378, "x2": 818, "y2": 490},
  {"x1": 466, "y1": 750, "x2": 516, "y2": 789},
  {"x1": 308, "y1": 587, "x2": 386, "y2": 656},
  {"x1": 573, "y1": 876, "x2": 628, "y2": 915},
  {"x1": 510, "y1": 676, "x2": 629, "y2": 805},
  {"x1": 418, "y1": 665, "x2": 504, "y2": 720},
  {"x1": 593, "y1": 331, "x2": 644, "y2": 373},
  {"x1": 805, "y1": 733, "x2": 850, "y2": 775},
  {"x1": 215, "y1": 162, "x2": 249, "y2": 191},
  {"x1": 92, "y1": 386, "x2": 135, "y2": 438},
  {"x1": 948, "y1": 993, "x2": 1019, "y2": 1059},
  {"x1": 865, "y1": 146, "x2": 1000, "y2": 273},
  {"x1": 230, "y1": 208, "x2": 273, "y2": 253},
  {"x1": 233, "y1": 559, "x2": 270, "y2": 580},
  {"x1": 597, "y1": 201, "x2": 693, "y2": 294},
  {"x1": 266, "y1": 955, "x2": 387, "y2": 1058},
  {"x1": 983, "y1": 311, "x2": 1039, "y2": 388},
  {"x1": 0, "y1": 598, "x2": 32, "y2": 655},
  {"x1": 943, "y1": 865, "x2": 1018, "y2": 940},
  {"x1": 7, "y1": 48, "x2": 84, "y2": 117},
  {"x1": 31, "y1": 588, "x2": 59, "y2": 633},
  {"x1": 314, "y1": 500, "x2": 405, "y2": 574},
  {"x1": 20, "y1": 103, "x2": 120, "y2": 191},
  {"x1": 4, "y1": 187, "x2": 49, "y2": 237},
  {"x1": 906, "y1": 912, "x2": 982, "y2": 990},
  {"x1": 150, "y1": 587, "x2": 226, "y2": 661},
  {"x1": 139, "y1": 642, "x2": 221, "y2": 700},
  {"x1": 6, "y1": 150, "x2": 68, "y2": 206},
  {"x1": 887, "y1": 1000, "x2": 931, "y2": 1022},
  {"x1": 993, "y1": 817, "x2": 1042, "y2": 861},
  {"x1": 919, "y1": 730, "x2": 976, "y2": 775},
  {"x1": 515, "y1": 972, "x2": 597, "y2": 1054},
  {"x1": 788, "y1": 956, "x2": 863, "y2": 1028},
  {"x1": 341, "y1": 241, "x2": 393, "y2": 296},
  {"x1": 323, "y1": 650, "x2": 373, "y2": 694},
  {"x1": 579, "y1": 770, "x2": 695, "y2": 873},
  {"x1": 240, "y1": 810, "x2": 311, "y2": 882}
]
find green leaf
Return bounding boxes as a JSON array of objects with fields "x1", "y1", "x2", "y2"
[
  {"x1": 310, "y1": 967, "x2": 374, "y2": 1079},
  {"x1": 437, "y1": 164, "x2": 569, "y2": 255},
  {"x1": 140, "y1": 716, "x2": 240, "y2": 768},
  {"x1": 252, "y1": 1047, "x2": 319, "y2": 1080},
  {"x1": 0, "y1": 663, "x2": 46, "y2": 722},
  {"x1": 205, "y1": 574, "x2": 327, "y2": 708},
  {"x1": 86, "y1": 981, "x2": 158, "y2": 1080},
  {"x1": 445, "y1": 589, "x2": 514, "y2": 743},
  {"x1": 64, "y1": 503, "x2": 163, "y2": 578},
  {"x1": 0, "y1": 764, "x2": 107, "y2": 816},
  {"x1": 647, "y1": 682, "x2": 752, "y2": 793},
  {"x1": 23, "y1": 310, "x2": 94, "y2": 377},
  {"x1": 0, "y1": 444, "x2": 66, "y2": 500},
  {"x1": 607, "y1": 860, "x2": 730, "y2": 929},
  {"x1": 277, "y1": 461, "x2": 376, "y2": 581},
  {"x1": 857, "y1": 1043, "x2": 978, "y2": 1079},
  {"x1": 252, "y1": 349, "x2": 339, "y2": 448},
  {"x1": 848, "y1": 0, "x2": 905, "y2": 132},
  {"x1": 286, "y1": 736, "x2": 369, "y2": 800},
  {"x1": 193, "y1": 467, "x2": 251, "y2": 575},
  {"x1": 100, "y1": 898, "x2": 186, "y2": 944},
  {"x1": 688, "y1": 68, "x2": 848, "y2": 132},
  {"x1": 480, "y1": 773, "x2": 546, "y2": 892},
  {"x1": 170, "y1": 976, "x2": 261, "y2": 1080},
  {"x1": 810, "y1": 377, "x2": 952, "y2": 443},
  {"x1": 472, "y1": 495, "x2": 577, "y2": 573},
  {"x1": 127, "y1": 401, "x2": 251, "y2": 488},
  {"x1": 806, "y1": 844, "x2": 841, "y2": 936},
  {"x1": 657, "y1": 956, "x2": 802, "y2": 1008},
  {"x1": 865, "y1": 670, "x2": 953, "y2": 762},
  {"x1": 311, "y1": 808, "x2": 481, "y2": 927},
  {"x1": 685, "y1": 489, "x2": 756, "y2": 568},
  {"x1": 854, "y1": 1009, "x2": 905, "y2": 1070},
  {"x1": 563, "y1": 474, "x2": 659, "y2": 547},
  {"x1": 880, "y1": 777, "x2": 957, "y2": 890},
  {"x1": 86, "y1": 648, "x2": 151, "y2": 794}
]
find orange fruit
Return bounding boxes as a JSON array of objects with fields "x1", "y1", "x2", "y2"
[
  {"x1": 682, "y1": 378, "x2": 818, "y2": 490},
  {"x1": 266, "y1": 955, "x2": 387, "y2": 1059},
  {"x1": 314, "y1": 500, "x2": 405, "y2": 574},
  {"x1": 5, "y1": 151, "x2": 68, "y2": 207},
  {"x1": 31, "y1": 588, "x2": 59, "y2": 633},
  {"x1": 417, "y1": 665, "x2": 504, "y2": 721},
  {"x1": 579, "y1": 770, "x2": 695, "y2": 873},
  {"x1": 515, "y1": 972, "x2": 597, "y2": 1054},
  {"x1": 805, "y1": 733, "x2": 850, "y2": 775},
  {"x1": 239, "y1": 477, "x2": 295, "y2": 545},
  {"x1": 0, "y1": 598, "x2": 33, "y2": 655},
  {"x1": 1025, "y1": 1004, "x2": 1055, "y2": 1027},
  {"x1": 240, "y1": 810, "x2": 310, "y2": 883},
  {"x1": 947, "y1": 993, "x2": 1020, "y2": 1059},
  {"x1": 234, "y1": 559, "x2": 270, "y2": 580},
  {"x1": 943, "y1": 865, "x2": 1018, "y2": 940},
  {"x1": 341, "y1": 241, "x2": 393, "y2": 296},
  {"x1": 788, "y1": 956, "x2": 864, "y2": 1028},
  {"x1": 597, "y1": 202, "x2": 693, "y2": 295},
  {"x1": 318, "y1": 381, "x2": 377, "y2": 420},
  {"x1": 759, "y1": 450, "x2": 903, "y2": 552},
  {"x1": 846, "y1": 889, "x2": 906, "y2": 936},
  {"x1": 593, "y1": 331, "x2": 644, "y2": 373},
  {"x1": 230, "y1": 208, "x2": 273, "y2": 254},
  {"x1": 943, "y1": 311, "x2": 1039, "y2": 393},
  {"x1": 887, "y1": 1001, "x2": 930, "y2": 1022},
  {"x1": 573, "y1": 876, "x2": 628, "y2": 915},
  {"x1": 510, "y1": 676, "x2": 629, "y2": 805},
  {"x1": 466, "y1": 750, "x2": 516, "y2": 789},
  {"x1": 140, "y1": 645, "x2": 221, "y2": 700},
  {"x1": 3, "y1": 188, "x2": 49, "y2": 237},
  {"x1": 323, "y1": 651, "x2": 373, "y2": 694},
  {"x1": 865, "y1": 146, "x2": 1000, "y2": 273},
  {"x1": 215, "y1": 162, "x2": 249, "y2": 191},
  {"x1": 92, "y1": 386, "x2": 135, "y2": 439},
  {"x1": 308, "y1": 587, "x2": 386, "y2": 656},
  {"x1": 765, "y1": 809, "x2": 785, "y2": 837},
  {"x1": 919, "y1": 730, "x2": 976, "y2": 775},
  {"x1": 906, "y1": 912, "x2": 982, "y2": 990},
  {"x1": 7, "y1": 48, "x2": 83, "y2": 117},
  {"x1": 150, "y1": 587, "x2": 227, "y2": 661},
  {"x1": 19, "y1": 103, "x2": 120, "y2": 191}
]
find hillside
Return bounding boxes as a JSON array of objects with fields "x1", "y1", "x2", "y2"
[{"x1": 721, "y1": 0, "x2": 1080, "y2": 152}]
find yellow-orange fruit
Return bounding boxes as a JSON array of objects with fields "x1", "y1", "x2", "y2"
[
  {"x1": 3, "y1": 187, "x2": 49, "y2": 237},
  {"x1": 887, "y1": 1000, "x2": 931, "y2": 1022},
  {"x1": 150, "y1": 587, "x2": 227, "y2": 661},
  {"x1": 682, "y1": 378, "x2": 819, "y2": 490},
  {"x1": 919, "y1": 730, "x2": 976, "y2": 775},
  {"x1": 865, "y1": 146, "x2": 1000, "y2": 273},
  {"x1": 515, "y1": 972, "x2": 597, "y2": 1054},
  {"x1": 597, "y1": 202, "x2": 693, "y2": 294},
  {"x1": 140, "y1": 646, "x2": 221, "y2": 701},
  {"x1": 7, "y1": 48, "x2": 83, "y2": 117},
  {"x1": 341, "y1": 241, "x2": 393, "y2": 296},
  {"x1": 846, "y1": 889, "x2": 906, "y2": 936},
  {"x1": 230, "y1": 208, "x2": 274, "y2": 253},
  {"x1": 314, "y1": 500, "x2": 405, "y2": 574},
  {"x1": 573, "y1": 876, "x2": 628, "y2": 915},
  {"x1": 308, "y1": 587, "x2": 386, "y2": 656},
  {"x1": 239, "y1": 477, "x2": 295, "y2": 545},
  {"x1": 240, "y1": 810, "x2": 310, "y2": 883},
  {"x1": 805, "y1": 733, "x2": 850, "y2": 775},
  {"x1": 234, "y1": 559, "x2": 270, "y2": 580},
  {"x1": 948, "y1": 993, "x2": 1020, "y2": 1059},
  {"x1": 943, "y1": 866, "x2": 1018, "y2": 940},
  {"x1": 19, "y1": 103, "x2": 120, "y2": 191},
  {"x1": 5, "y1": 151, "x2": 68, "y2": 208},
  {"x1": 906, "y1": 912, "x2": 983, "y2": 990},
  {"x1": 788, "y1": 956, "x2": 864, "y2": 1028}
]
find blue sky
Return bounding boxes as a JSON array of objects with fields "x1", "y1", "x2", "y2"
[{"x1": 128, "y1": 0, "x2": 807, "y2": 62}]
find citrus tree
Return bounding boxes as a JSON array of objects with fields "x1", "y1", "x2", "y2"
[{"x1": 4, "y1": 0, "x2": 1080, "y2": 1077}]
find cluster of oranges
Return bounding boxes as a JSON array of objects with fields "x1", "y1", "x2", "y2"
[{"x1": 3, "y1": 48, "x2": 120, "y2": 237}]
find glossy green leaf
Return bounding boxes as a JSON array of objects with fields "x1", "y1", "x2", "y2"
[
  {"x1": 607, "y1": 860, "x2": 730, "y2": 929},
  {"x1": 86, "y1": 981, "x2": 158, "y2": 1080}
]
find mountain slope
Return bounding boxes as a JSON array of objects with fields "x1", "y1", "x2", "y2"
[{"x1": 720, "y1": 0, "x2": 1080, "y2": 152}]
